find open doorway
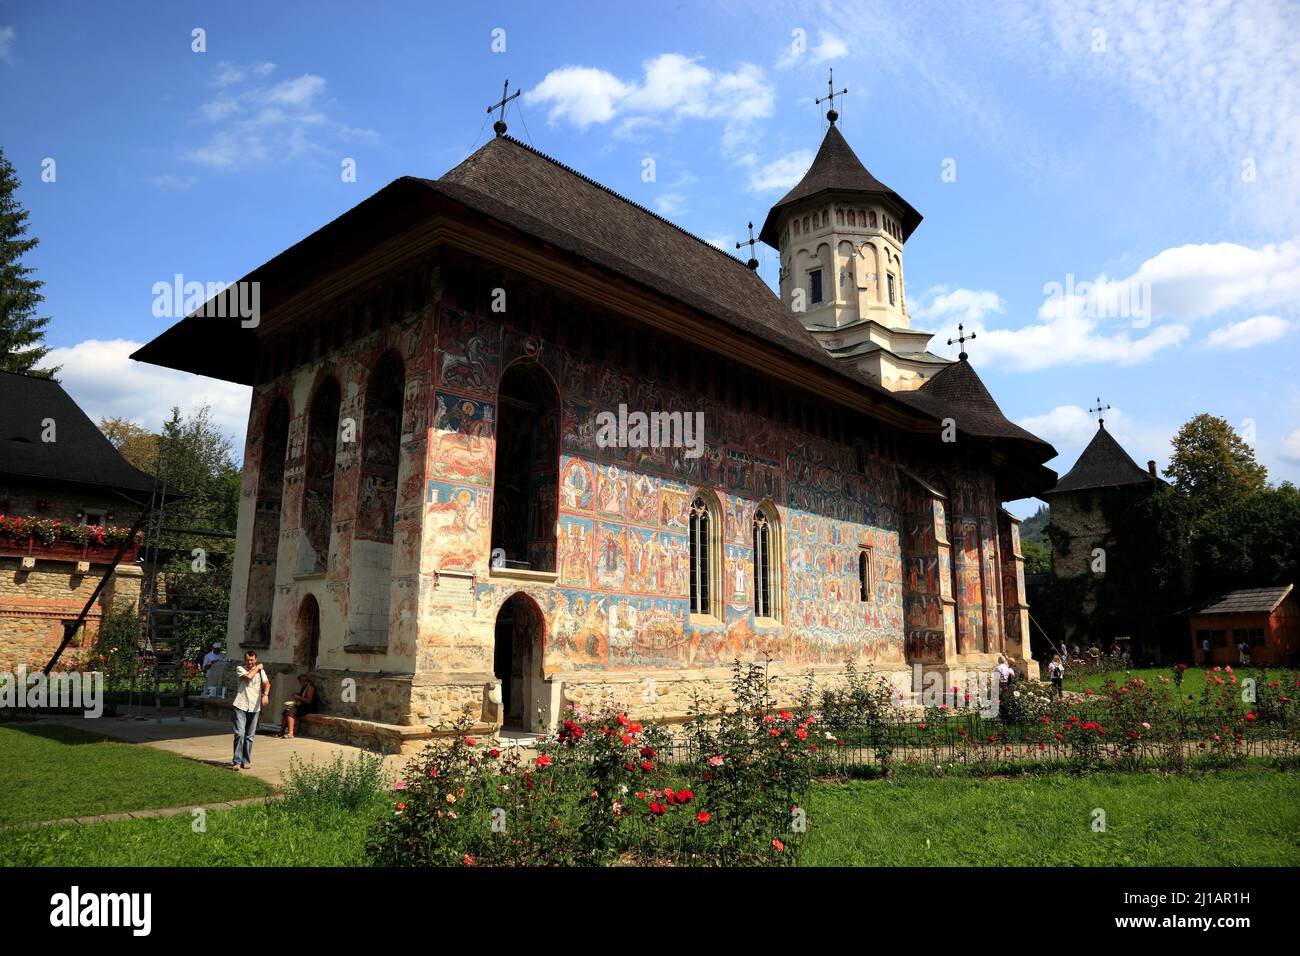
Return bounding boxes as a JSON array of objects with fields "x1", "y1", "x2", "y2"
[
  {"x1": 492, "y1": 592, "x2": 545, "y2": 732},
  {"x1": 491, "y1": 361, "x2": 558, "y2": 572}
]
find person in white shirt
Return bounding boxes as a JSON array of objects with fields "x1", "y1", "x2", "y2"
[
  {"x1": 995, "y1": 654, "x2": 1016, "y2": 688},
  {"x1": 1047, "y1": 655, "x2": 1065, "y2": 696},
  {"x1": 202, "y1": 642, "x2": 225, "y2": 673},
  {"x1": 231, "y1": 651, "x2": 270, "y2": 770}
]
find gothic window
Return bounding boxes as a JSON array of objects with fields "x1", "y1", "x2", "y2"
[
  {"x1": 859, "y1": 547, "x2": 872, "y2": 601},
  {"x1": 359, "y1": 352, "x2": 404, "y2": 544},
  {"x1": 809, "y1": 269, "x2": 823, "y2": 304},
  {"x1": 836, "y1": 209, "x2": 844, "y2": 225},
  {"x1": 245, "y1": 395, "x2": 289, "y2": 644},
  {"x1": 859, "y1": 208, "x2": 866, "y2": 225},
  {"x1": 869, "y1": 210, "x2": 878, "y2": 228},
  {"x1": 491, "y1": 360, "x2": 559, "y2": 572},
  {"x1": 753, "y1": 503, "x2": 781, "y2": 621},
  {"x1": 887, "y1": 273, "x2": 897, "y2": 306},
  {"x1": 689, "y1": 493, "x2": 721, "y2": 617},
  {"x1": 302, "y1": 378, "x2": 341, "y2": 574},
  {"x1": 847, "y1": 209, "x2": 856, "y2": 227}
]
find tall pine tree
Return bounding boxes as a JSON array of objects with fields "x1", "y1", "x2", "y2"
[{"x1": 0, "y1": 147, "x2": 57, "y2": 378}]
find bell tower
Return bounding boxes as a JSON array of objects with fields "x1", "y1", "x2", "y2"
[{"x1": 758, "y1": 74, "x2": 950, "y2": 391}]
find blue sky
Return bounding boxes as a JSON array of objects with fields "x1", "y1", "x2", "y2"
[{"x1": 2, "y1": 0, "x2": 1298, "y2": 515}]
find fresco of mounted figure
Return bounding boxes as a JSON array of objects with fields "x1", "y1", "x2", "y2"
[{"x1": 132, "y1": 109, "x2": 1057, "y2": 746}]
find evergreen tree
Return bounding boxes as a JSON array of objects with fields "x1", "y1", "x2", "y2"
[{"x1": 0, "y1": 147, "x2": 57, "y2": 378}]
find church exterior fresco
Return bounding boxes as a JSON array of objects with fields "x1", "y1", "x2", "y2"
[{"x1": 226, "y1": 290, "x2": 1027, "y2": 731}]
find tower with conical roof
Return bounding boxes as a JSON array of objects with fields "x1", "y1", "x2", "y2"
[{"x1": 759, "y1": 103, "x2": 949, "y2": 392}]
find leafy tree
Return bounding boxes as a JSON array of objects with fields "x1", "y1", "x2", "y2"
[
  {"x1": 98, "y1": 417, "x2": 160, "y2": 473},
  {"x1": 0, "y1": 147, "x2": 57, "y2": 377},
  {"x1": 1164, "y1": 413, "x2": 1267, "y2": 517},
  {"x1": 1194, "y1": 483, "x2": 1300, "y2": 593},
  {"x1": 1021, "y1": 539, "x2": 1051, "y2": 575}
]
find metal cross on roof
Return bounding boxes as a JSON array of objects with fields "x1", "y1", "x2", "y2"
[
  {"x1": 1088, "y1": 397, "x2": 1112, "y2": 427},
  {"x1": 947, "y1": 323, "x2": 976, "y2": 361},
  {"x1": 815, "y1": 67, "x2": 848, "y2": 125},
  {"x1": 735, "y1": 221, "x2": 759, "y2": 270},
  {"x1": 487, "y1": 79, "x2": 521, "y2": 137}
]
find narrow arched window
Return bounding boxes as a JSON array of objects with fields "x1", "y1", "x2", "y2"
[
  {"x1": 689, "y1": 494, "x2": 718, "y2": 617},
  {"x1": 836, "y1": 208, "x2": 844, "y2": 225},
  {"x1": 753, "y1": 504, "x2": 781, "y2": 620},
  {"x1": 859, "y1": 548, "x2": 872, "y2": 601},
  {"x1": 847, "y1": 209, "x2": 856, "y2": 227}
]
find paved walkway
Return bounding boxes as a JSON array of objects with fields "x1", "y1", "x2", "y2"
[{"x1": 34, "y1": 713, "x2": 409, "y2": 787}]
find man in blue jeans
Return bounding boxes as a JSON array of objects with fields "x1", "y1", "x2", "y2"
[{"x1": 231, "y1": 650, "x2": 270, "y2": 769}]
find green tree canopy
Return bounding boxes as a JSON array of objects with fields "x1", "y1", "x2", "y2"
[
  {"x1": 0, "y1": 147, "x2": 57, "y2": 377},
  {"x1": 1163, "y1": 413, "x2": 1267, "y2": 517},
  {"x1": 1194, "y1": 483, "x2": 1300, "y2": 593}
]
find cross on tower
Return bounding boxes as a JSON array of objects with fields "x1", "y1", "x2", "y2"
[
  {"x1": 947, "y1": 323, "x2": 976, "y2": 361},
  {"x1": 815, "y1": 67, "x2": 848, "y2": 125},
  {"x1": 1088, "y1": 397, "x2": 1112, "y2": 428},
  {"x1": 735, "y1": 221, "x2": 759, "y2": 271},
  {"x1": 487, "y1": 79, "x2": 521, "y2": 137}
]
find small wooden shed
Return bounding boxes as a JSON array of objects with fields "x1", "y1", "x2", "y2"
[{"x1": 1186, "y1": 584, "x2": 1299, "y2": 666}]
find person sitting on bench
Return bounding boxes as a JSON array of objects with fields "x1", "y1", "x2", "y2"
[{"x1": 279, "y1": 675, "x2": 318, "y2": 739}]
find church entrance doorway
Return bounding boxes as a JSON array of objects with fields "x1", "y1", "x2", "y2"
[{"x1": 493, "y1": 592, "x2": 545, "y2": 732}]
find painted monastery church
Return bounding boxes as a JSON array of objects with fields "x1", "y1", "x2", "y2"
[{"x1": 135, "y1": 106, "x2": 1057, "y2": 747}]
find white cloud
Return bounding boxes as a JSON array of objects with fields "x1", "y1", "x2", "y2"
[
  {"x1": 1281, "y1": 428, "x2": 1300, "y2": 463},
  {"x1": 0, "y1": 25, "x2": 14, "y2": 62},
  {"x1": 921, "y1": 238, "x2": 1300, "y2": 370},
  {"x1": 654, "y1": 192, "x2": 688, "y2": 215},
  {"x1": 988, "y1": 0, "x2": 1300, "y2": 232},
  {"x1": 1205, "y1": 314, "x2": 1293, "y2": 350},
  {"x1": 151, "y1": 173, "x2": 197, "y2": 191},
  {"x1": 48, "y1": 339, "x2": 251, "y2": 458},
  {"x1": 525, "y1": 54, "x2": 773, "y2": 154},
  {"x1": 747, "y1": 149, "x2": 813, "y2": 192},
  {"x1": 776, "y1": 29, "x2": 849, "y2": 70},
  {"x1": 912, "y1": 287, "x2": 1005, "y2": 326},
  {"x1": 185, "y1": 61, "x2": 374, "y2": 170}
]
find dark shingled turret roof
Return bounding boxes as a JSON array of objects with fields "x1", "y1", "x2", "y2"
[
  {"x1": 759, "y1": 124, "x2": 922, "y2": 247},
  {"x1": 1045, "y1": 424, "x2": 1155, "y2": 495},
  {"x1": 902, "y1": 358, "x2": 1050, "y2": 448},
  {"x1": 0, "y1": 371, "x2": 155, "y2": 501}
]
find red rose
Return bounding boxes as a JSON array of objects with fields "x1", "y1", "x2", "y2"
[
  {"x1": 535, "y1": 755, "x2": 552, "y2": 767},
  {"x1": 640, "y1": 761, "x2": 654, "y2": 772},
  {"x1": 696, "y1": 811, "x2": 710, "y2": 824},
  {"x1": 649, "y1": 802, "x2": 666, "y2": 815}
]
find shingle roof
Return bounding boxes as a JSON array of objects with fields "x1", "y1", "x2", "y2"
[
  {"x1": 759, "y1": 124, "x2": 922, "y2": 246},
  {"x1": 427, "y1": 135, "x2": 861, "y2": 386},
  {"x1": 130, "y1": 131, "x2": 1056, "y2": 487},
  {"x1": 1189, "y1": 585, "x2": 1293, "y2": 616},
  {"x1": 1046, "y1": 424, "x2": 1154, "y2": 495},
  {"x1": 902, "y1": 358, "x2": 1051, "y2": 447},
  {"x1": 0, "y1": 371, "x2": 155, "y2": 500}
]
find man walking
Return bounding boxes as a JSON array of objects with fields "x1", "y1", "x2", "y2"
[{"x1": 231, "y1": 651, "x2": 270, "y2": 770}]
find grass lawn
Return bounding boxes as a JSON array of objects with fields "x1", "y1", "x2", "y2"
[
  {"x1": 0, "y1": 795, "x2": 379, "y2": 867},
  {"x1": 802, "y1": 769, "x2": 1300, "y2": 866},
  {"x1": 4, "y1": 766, "x2": 1295, "y2": 867},
  {"x1": 1059, "y1": 665, "x2": 1289, "y2": 699},
  {"x1": 0, "y1": 723, "x2": 271, "y2": 827}
]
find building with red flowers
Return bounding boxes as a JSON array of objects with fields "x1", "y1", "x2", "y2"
[
  {"x1": 133, "y1": 109, "x2": 1056, "y2": 749},
  {"x1": 0, "y1": 371, "x2": 152, "y2": 670}
]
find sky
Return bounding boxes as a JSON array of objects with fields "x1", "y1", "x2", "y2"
[{"x1": 1, "y1": 0, "x2": 1297, "y2": 517}]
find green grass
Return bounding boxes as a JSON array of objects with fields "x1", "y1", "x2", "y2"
[
  {"x1": 0, "y1": 723, "x2": 271, "y2": 826},
  {"x1": 0, "y1": 795, "x2": 384, "y2": 867},
  {"x1": 1059, "y1": 665, "x2": 1288, "y2": 700},
  {"x1": 5, "y1": 766, "x2": 1296, "y2": 867},
  {"x1": 801, "y1": 769, "x2": 1300, "y2": 866}
]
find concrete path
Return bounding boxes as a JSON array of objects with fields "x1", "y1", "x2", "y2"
[{"x1": 34, "y1": 713, "x2": 410, "y2": 788}]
